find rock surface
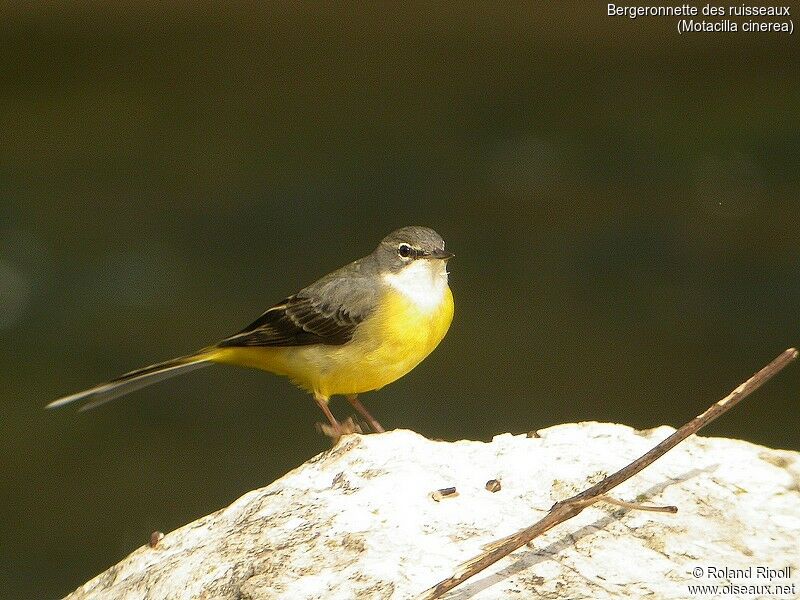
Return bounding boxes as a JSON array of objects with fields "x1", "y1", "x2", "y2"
[{"x1": 64, "y1": 423, "x2": 800, "y2": 599}]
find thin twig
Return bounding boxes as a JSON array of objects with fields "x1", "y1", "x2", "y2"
[
  {"x1": 415, "y1": 348, "x2": 797, "y2": 600},
  {"x1": 593, "y1": 495, "x2": 677, "y2": 513}
]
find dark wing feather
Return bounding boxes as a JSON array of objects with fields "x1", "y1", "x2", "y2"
[
  {"x1": 217, "y1": 257, "x2": 379, "y2": 348},
  {"x1": 216, "y1": 296, "x2": 361, "y2": 347}
]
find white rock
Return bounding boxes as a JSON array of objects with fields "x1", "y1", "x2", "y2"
[{"x1": 63, "y1": 423, "x2": 800, "y2": 600}]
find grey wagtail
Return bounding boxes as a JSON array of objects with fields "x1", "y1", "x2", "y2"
[{"x1": 47, "y1": 226, "x2": 454, "y2": 438}]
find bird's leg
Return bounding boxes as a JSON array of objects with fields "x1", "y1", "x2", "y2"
[
  {"x1": 314, "y1": 391, "x2": 361, "y2": 441},
  {"x1": 346, "y1": 394, "x2": 385, "y2": 433}
]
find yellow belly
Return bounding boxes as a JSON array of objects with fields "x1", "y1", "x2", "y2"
[{"x1": 208, "y1": 287, "x2": 454, "y2": 398}]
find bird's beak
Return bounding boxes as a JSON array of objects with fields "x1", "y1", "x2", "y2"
[{"x1": 427, "y1": 248, "x2": 454, "y2": 260}]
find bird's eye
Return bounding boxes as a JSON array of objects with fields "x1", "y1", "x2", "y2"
[{"x1": 398, "y1": 243, "x2": 412, "y2": 258}]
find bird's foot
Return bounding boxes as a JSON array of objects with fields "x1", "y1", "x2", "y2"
[
  {"x1": 316, "y1": 416, "x2": 362, "y2": 443},
  {"x1": 346, "y1": 394, "x2": 386, "y2": 433}
]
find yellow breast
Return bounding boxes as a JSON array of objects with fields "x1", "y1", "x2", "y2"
[{"x1": 345, "y1": 285, "x2": 455, "y2": 394}]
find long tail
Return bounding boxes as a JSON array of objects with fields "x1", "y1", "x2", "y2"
[{"x1": 46, "y1": 353, "x2": 212, "y2": 412}]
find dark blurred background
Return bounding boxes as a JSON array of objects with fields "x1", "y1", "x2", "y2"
[{"x1": 2, "y1": 3, "x2": 798, "y2": 598}]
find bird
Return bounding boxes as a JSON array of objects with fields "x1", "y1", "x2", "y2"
[{"x1": 47, "y1": 226, "x2": 455, "y2": 438}]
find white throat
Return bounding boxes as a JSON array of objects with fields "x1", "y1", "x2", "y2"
[{"x1": 383, "y1": 259, "x2": 448, "y2": 312}]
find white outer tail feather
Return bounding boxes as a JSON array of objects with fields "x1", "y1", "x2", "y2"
[{"x1": 46, "y1": 356, "x2": 211, "y2": 411}]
